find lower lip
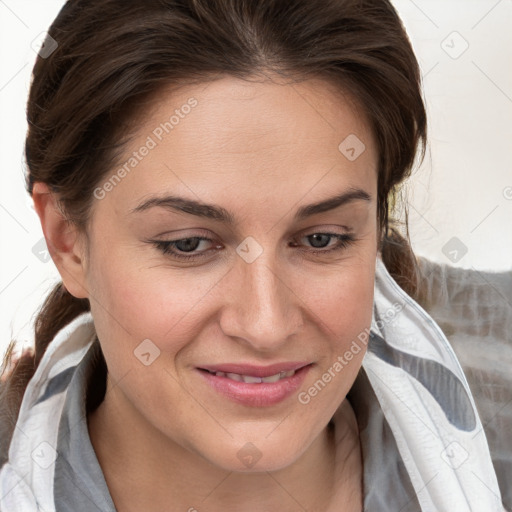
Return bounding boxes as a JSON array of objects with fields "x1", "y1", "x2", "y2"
[{"x1": 196, "y1": 364, "x2": 313, "y2": 407}]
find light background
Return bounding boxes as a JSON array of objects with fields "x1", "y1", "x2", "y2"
[{"x1": 1, "y1": 0, "x2": 511, "y2": 358}]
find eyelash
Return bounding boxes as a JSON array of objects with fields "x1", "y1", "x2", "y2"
[{"x1": 151, "y1": 232, "x2": 357, "y2": 261}]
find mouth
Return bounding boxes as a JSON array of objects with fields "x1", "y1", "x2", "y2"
[{"x1": 196, "y1": 363, "x2": 313, "y2": 407}]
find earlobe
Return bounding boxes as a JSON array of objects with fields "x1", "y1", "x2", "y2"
[{"x1": 31, "y1": 182, "x2": 89, "y2": 299}]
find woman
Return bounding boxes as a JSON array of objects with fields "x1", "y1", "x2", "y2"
[{"x1": 0, "y1": 0, "x2": 505, "y2": 510}]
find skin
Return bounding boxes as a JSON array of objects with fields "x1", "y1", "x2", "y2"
[{"x1": 32, "y1": 74, "x2": 379, "y2": 512}]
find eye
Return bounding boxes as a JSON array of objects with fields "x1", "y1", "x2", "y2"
[
  {"x1": 151, "y1": 236, "x2": 219, "y2": 261},
  {"x1": 291, "y1": 232, "x2": 357, "y2": 255}
]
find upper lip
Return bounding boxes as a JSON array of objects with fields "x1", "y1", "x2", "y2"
[{"x1": 198, "y1": 361, "x2": 312, "y2": 378}]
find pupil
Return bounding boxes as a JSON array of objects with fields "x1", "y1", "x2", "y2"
[
  {"x1": 176, "y1": 238, "x2": 200, "y2": 252},
  {"x1": 309, "y1": 234, "x2": 330, "y2": 248}
]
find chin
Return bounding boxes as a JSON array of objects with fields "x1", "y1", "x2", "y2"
[{"x1": 199, "y1": 436, "x2": 309, "y2": 474}]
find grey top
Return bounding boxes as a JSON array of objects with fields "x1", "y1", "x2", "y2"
[
  {"x1": 53, "y1": 340, "x2": 116, "y2": 512},
  {"x1": 51, "y1": 338, "x2": 421, "y2": 512}
]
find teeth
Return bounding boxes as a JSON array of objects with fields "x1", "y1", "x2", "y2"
[
  {"x1": 261, "y1": 373, "x2": 282, "y2": 383},
  {"x1": 210, "y1": 369, "x2": 296, "y2": 383},
  {"x1": 225, "y1": 372, "x2": 243, "y2": 382},
  {"x1": 242, "y1": 375, "x2": 263, "y2": 383}
]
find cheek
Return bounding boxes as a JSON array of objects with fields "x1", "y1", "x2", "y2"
[
  {"x1": 85, "y1": 244, "x2": 225, "y2": 374},
  {"x1": 302, "y1": 228, "x2": 377, "y2": 347},
  {"x1": 302, "y1": 260, "x2": 375, "y2": 345},
  {"x1": 291, "y1": 262, "x2": 375, "y2": 432}
]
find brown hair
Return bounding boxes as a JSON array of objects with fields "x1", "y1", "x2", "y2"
[{"x1": 0, "y1": 0, "x2": 426, "y2": 462}]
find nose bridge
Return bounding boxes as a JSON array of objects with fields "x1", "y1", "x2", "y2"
[{"x1": 221, "y1": 249, "x2": 302, "y2": 349}]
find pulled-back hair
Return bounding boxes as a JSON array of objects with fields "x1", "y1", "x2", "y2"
[{"x1": 0, "y1": 0, "x2": 426, "y2": 463}]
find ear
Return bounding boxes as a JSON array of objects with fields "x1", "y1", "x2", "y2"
[{"x1": 31, "y1": 182, "x2": 89, "y2": 299}]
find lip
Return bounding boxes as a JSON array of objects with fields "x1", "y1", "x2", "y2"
[
  {"x1": 196, "y1": 363, "x2": 313, "y2": 407},
  {"x1": 198, "y1": 361, "x2": 311, "y2": 378}
]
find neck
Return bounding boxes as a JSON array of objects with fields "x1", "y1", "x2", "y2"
[{"x1": 88, "y1": 377, "x2": 362, "y2": 512}]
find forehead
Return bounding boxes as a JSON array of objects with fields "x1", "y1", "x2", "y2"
[
  {"x1": 139, "y1": 74, "x2": 375, "y2": 155},
  {"x1": 96, "y1": 75, "x2": 378, "y2": 218}
]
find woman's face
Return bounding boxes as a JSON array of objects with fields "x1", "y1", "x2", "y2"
[{"x1": 81, "y1": 75, "x2": 379, "y2": 471}]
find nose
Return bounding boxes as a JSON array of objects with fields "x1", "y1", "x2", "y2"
[{"x1": 218, "y1": 251, "x2": 303, "y2": 352}]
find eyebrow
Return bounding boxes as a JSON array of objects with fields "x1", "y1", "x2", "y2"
[{"x1": 129, "y1": 187, "x2": 372, "y2": 223}]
